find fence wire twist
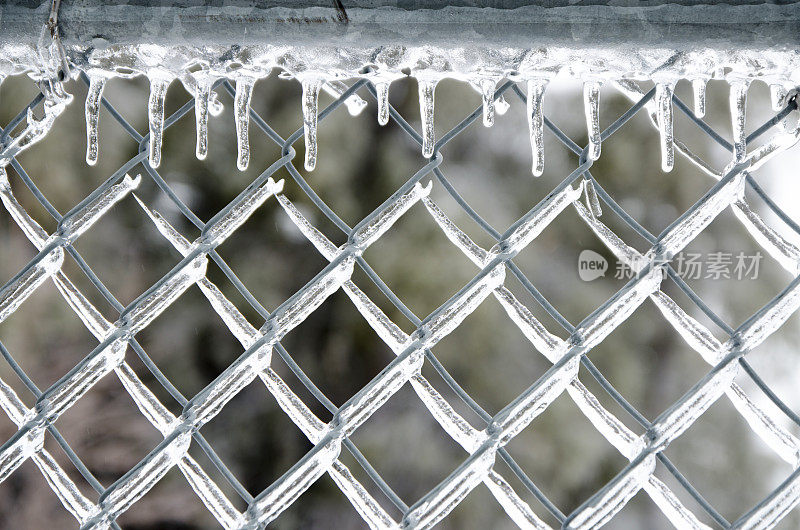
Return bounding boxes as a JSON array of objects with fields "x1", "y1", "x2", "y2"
[{"x1": 0, "y1": 61, "x2": 799, "y2": 530}]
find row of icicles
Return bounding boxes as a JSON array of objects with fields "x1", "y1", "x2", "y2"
[{"x1": 83, "y1": 74, "x2": 792, "y2": 174}]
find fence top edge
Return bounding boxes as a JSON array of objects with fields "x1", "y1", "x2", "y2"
[{"x1": 2, "y1": 2, "x2": 800, "y2": 50}]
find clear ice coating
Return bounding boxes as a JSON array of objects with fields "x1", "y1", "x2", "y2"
[
  {"x1": 147, "y1": 75, "x2": 170, "y2": 168},
  {"x1": 302, "y1": 78, "x2": 323, "y2": 171},
  {"x1": 375, "y1": 81, "x2": 391, "y2": 126},
  {"x1": 423, "y1": 196, "x2": 489, "y2": 267},
  {"x1": 480, "y1": 78, "x2": 496, "y2": 127},
  {"x1": 274, "y1": 190, "x2": 545, "y2": 522},
  {"x1": 692, "y1": 78, "x2": 707, "y2": 118},
  {"x1": 571, "y1": 455, "x2": 657, "y2": 529},
  {"x1": 60, "y1": 173, "x2": 141, "y2": 242},
  {"x1": 84, "y1": 74, "x2": 107, "y2": 165},
  {"x1": 251, "y1": 438, "x2": 342, "y2": 526},
  {"x1": 655, "y1": 171, "x2": 746, "y2": 258},
  {"x1": 234, "y1": 77, "x2": 255, "y2": 171},
  {"x1": 3, "y1": 38, "x2": 800, "y2": 530},
  {"x1": 194, "y1": 75, "x2": 213, "y2": 160},
  {"x1": 0, "y1": 72, "x2": 71, "y2": 167},
  {"x1": 503, "y1": 182, "x2": 583, "y2": 254},
  {"x1": 584, "y1": 178, "x2": 603, "y2": 217},
  {"x1": 351, "y1": 181, "x2": 431, "y2": 249},
  {"x1": 0, "y1": 246, "x2": 64, "y2": 323},
  {"x1": 321, "y1": 80, "x2": 367, "y2": 116},
  {"x1": 418, "y1": 79, "x2": 437, "y2": 158},
  {"x1": 578, "y1": 198, "x2": 800, "y2": 470},
  {"x1": 656, "y1": 82, "x2": 675, "y2": 172},
  {"x1": 730, "y1": 80, "x2": 749, "y2": 162},
  {"x1": 406, "y1": 447, "x2": 496, "y2": 529},
  {"x1": 527, "y1": 80, "x2": 547, "y2": 176},
  {"x1": 584, "y1": 81, "x2": 602, "y2": 160}
]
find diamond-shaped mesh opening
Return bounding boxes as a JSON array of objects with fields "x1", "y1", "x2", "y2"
[
  {"x1": 212, "y1": 204, "x2": 331, "y2": 313},
  {"x1": 444, "y1": 481, "x2": 523, "y2": 530},
  {"x1": 134, "y1": 284, "x2": 243, "y2": 399},
  {"x1": 274, "y1": 288, "x2": 398, "y2": 407},
  {"x1": 675, "y1": 209, "x2": 792, "y2": 325},
  {"x1": 585, "y1": 300, "x2": 718, "y2": 418},
  {"x1": 733, "y1": 328, "x2": 800, "y2": 423},
  {"x1": 361, "y1": 203, "x2": 483, "y2": 318},
  {"x1": 0, "y1": 457, "x2": 80, "y2": 527},
  {"x1": 52, "y1": 374, "x2": 165, "y2": 487},
  {"x1": 664, "y1": 397, "x2": 797, "y2": 523},
  {"x1": 0, "y1": 280, "x2": 98, "y2": 390},
  {"x1": 509, "y1": 209, "x2": 631, "y2": 325},
  {"x1": 348, "y1": 384, "x2": 468, "y2": 504},
  {"x1": 199, "y1": 379, "x2": 315, "y2": 495},
  {"x1": 505, "y1": 392, "x2": 632, "y2": 515},
  {"x1": 427, "y1": 296, "x2": 552, "y2": 415},
  {"x1": 69, "y1": 192, "x2": 181, "y2": 306},
  {"x1": 116, "y1": 464, "x2": 224, "y2": 528}
]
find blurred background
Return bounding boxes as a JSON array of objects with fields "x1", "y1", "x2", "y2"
[{"x1": 1, "y1": 72, "x2": 800, "y2": 529}]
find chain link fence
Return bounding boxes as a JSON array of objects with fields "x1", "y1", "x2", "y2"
[{"x1": 0, "y1": 55, "x2": 799, "y2": 529}]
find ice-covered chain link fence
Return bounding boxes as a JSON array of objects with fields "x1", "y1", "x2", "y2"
[{"x1": 0, "y1": 50, "x2": 800, "y2": 529}]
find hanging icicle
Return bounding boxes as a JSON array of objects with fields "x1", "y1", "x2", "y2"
[
  {"x1": 84, "y1": 74, "x2": 107, "y2": 166},
  {"x1": 302, "y1": 78, "x2": 323, "y2": 171},
  {"x1": 480, "y1": 78, "x2": 497, "y2": 127},
  {"x1": 418, "y1": 79, "x2": 437, "y2": 158},
  {"x1": 691, "y1": 78, "x2": 707, "y2": 119},
  {"x1": 526, "y1": 80, "x2": 547, "y2": 177},
  {"x1": 194, "y1": 76, "x2": 213, "y2": 161},
  {"x1": 583, "y1": 81, "x2": 602, "y2": 161},
  {"x1": 147, "y1": 75, "x2": 170, "y2": 168},
  {"x1": 730, "y1": 80, "x2": 749, "y2": 163},
  {"x1": 376, "y1": 81, "x2": 391, "y2": 126},
  {"x1": 655, "y1": 82, "x2": 675, "y2": 172},
  {"x1": 234, "y1": 77, "x2": 255, "y2": 171}
]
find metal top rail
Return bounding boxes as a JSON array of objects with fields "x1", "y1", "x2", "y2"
[{"x1": 2, "y1": 1, "x2": 800, "y2": 50}]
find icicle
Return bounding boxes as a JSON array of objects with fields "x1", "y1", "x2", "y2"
[
  {"x1": 480, "y1": 78, "x2": 496, "y2": 127},
  {"x1": 376, "y1": 81, "x2": 390, "y2": 126},
  {"x1": 526, "y1": 80, "x2": 547, "y2": 177},
  {"x1": 194, "y1": 76, "x2": 213, "y2": 161},
  {"x1": 691, "y1": 78, "x2": 706, "y2": 119},
  {"x1": 181, "y1": 73, "x2": 223, "y2": 117},
  {"x1": 147, "y1": 76, "x2": 170, "y2": 168},
  {"x1": 770, "y1": 83, "x2": 788, "y2": 111},
  {"x1": 730, "y1": 80, "x2": 749, "y2": 163},
  {"x1": 84, "y1": 74, "x2": 107, "y2": 166},
  {"x1": 583, "y1": 81, "x2": 602, "y2": 161},
  {"x1": 234, "y1": 77, "x2": 255, "y2": 171},
  {"x1": 418, "y1": 79, "x2": 437, "y2": 158},
  {"x1": 655, "y1": 82, "x2": 675, "y2": 172},
  {"x1": 301, "y1": 78, "x2": 323, "y2": 171}
]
